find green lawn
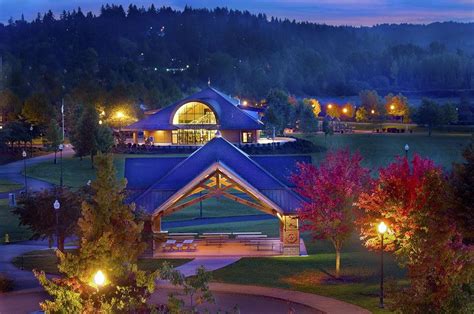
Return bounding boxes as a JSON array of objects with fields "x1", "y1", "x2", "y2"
[
  {"x1": 12, "y1": 249, "x2": 191, "y2": 275},
  {"x1": 25, "y1": 154, "x2": 186, "y2": 188},
  {"x1": 164, "y1": 198, "x2": 264, "y2": 221},
  {"x1": 0, "y1": 199, "x2": 31, "y2": 243},
  {"x1": 297, "y1": 133, "x2": 472, "y2": 170},
  {"x1": 168, "y1": 219, "x2": 404, "y2": 313},
  {"x1": 0, "y1": 179, "x2": 22, "y2": 193}
]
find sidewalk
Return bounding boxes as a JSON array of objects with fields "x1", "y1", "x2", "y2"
[{"x1": 0, "y1": 147, "x2": 75, "y2": 199}]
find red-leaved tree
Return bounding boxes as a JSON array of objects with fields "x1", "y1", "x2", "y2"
[
  {"x1": 356, "y1": 155, "x2": 473, "y2": 312},
  {"x1": 291, "y1": 149, "x2": 370, "y2": 278}
]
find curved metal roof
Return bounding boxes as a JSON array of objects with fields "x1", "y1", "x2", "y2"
[{"x1": 124, "y1": 87, "x2": 263, "y2": 131}]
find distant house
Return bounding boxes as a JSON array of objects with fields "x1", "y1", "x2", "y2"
[{"x1": 124, "y1": 87, "x2": 264, "y2": 145}]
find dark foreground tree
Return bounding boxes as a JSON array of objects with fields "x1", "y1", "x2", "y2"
[
  {"x1": 34, "y1": 154, "x2": 157, "y2": 312},
  {"x1": 13, "y1": 188, "x2": 82, "y2": 252},
  {"x1": 450, "y1": 140, "x2": 474, "y2": 244}
]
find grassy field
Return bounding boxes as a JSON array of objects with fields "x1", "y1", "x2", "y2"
[
  {"x1": 0, "y1": 179, "x2": 22, "y2": 193},
  {"x1": 25, "y1": 154, "x2": 186, "y2": 188},
  {"x1": 168, "y1": 219, "x2": 403, "y2": 313},
  {"x1": 298, "y1": 132, "x2": 472, "y2": 170},
  {"x1": 12, "y1": 249, "x2": 191, "y2": 275},
  {"x1": 164, "y1": 198, "x2": 263, "y2": 221},
  {"x1": 0, "y1": 199, "x2": 31, "y2": 243}
]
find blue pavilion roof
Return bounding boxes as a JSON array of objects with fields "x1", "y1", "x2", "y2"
[
  {"x1": 125, "y1": 137, "x2": 311, "y2": 215},
  {"x1": 124, "y1": 87, "x2": 263, "y2": 131}
]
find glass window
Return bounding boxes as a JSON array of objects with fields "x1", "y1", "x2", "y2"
[
  {"x1": 172, "y1": 129, "x2": 216, "y2": 145},
  {"x1": 172, "y1": 102, "x2": 217, "y2": 125},
  {"x1": 242, "y1": 131, "x2": 253, "y2": 143}
]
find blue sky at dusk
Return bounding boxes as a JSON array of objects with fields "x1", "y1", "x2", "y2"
[{"x1": 0, "y1": 0, "x2": 473, "y2": 26}]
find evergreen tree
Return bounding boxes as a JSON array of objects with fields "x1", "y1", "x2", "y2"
[
  {"x1": 95, "y1": 125, "x2": 114, "y2": 153},
  {"x1": 73, "y1": 104, "x2": 98, "y2": 166},
  {"x1": 45, "y1": 119, "x2": 62, "y2": 164},
  {"x1": 34, "y1": 154, "x2": 157, "y2": 312}
]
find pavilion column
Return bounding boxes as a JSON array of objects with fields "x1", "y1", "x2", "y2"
[
  {"x1": 132, "y1": 131, "x2": 138, "y2": 144},
  {"x1": 281, "y1": 215, "x2": 300, "y2": 256},
  {"x1": 151, "y1": 215, "x2": 166, "y2": 256}
]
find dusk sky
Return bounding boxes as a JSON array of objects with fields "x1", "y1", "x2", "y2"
[{"x1": 0, "y1": 0, "x2": 473, "y2": 26}]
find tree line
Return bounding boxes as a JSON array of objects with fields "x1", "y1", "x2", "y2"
[{"x1": 0, "y1": 4, "x2": 473, "y2": 116}]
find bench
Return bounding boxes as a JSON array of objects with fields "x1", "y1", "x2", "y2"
[{"x1": 250, "y1": 240, "x2": 282, "y2": 252}]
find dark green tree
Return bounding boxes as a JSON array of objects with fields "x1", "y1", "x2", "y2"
[
  {"x1": 263, "y1": 89, "x2": 292, "y2": 135},
  {"x1": 13, "y1": 188, "x2": 82, "y2": 252},
  {"x1": 72, "y1": 104, "x2": 98, "y2": 166},
  {"x1": 21, "y1": 93, "x2": 53, "y2": 126},
  {"x1": 95, "y1": 125, "x2": 114, "y2": 153},
  {"x1": 45, "y1": 119, "x2": 62, "y2": 164},
  {"x1": 413, "y1": 99, "x2": 458, "y2": 136},
  {"x1": 450, "y1": 140, "x2": 474, "y2": 244}
]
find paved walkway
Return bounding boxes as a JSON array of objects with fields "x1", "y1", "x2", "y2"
[
  {"x1": 0, "y1": 147, "x2": 75, "y2": 199},
  {"x1": 154, "y1": 282, "x2": 370, "y2": 314},
  {"x1": 174, "y1": 257, "x2": 241, "y2": 277},
  {"x1": 0, "y1": 244, "x2": 48, "y2": 290}
]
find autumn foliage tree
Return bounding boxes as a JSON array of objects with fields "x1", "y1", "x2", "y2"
[
  {"x1": 291, "y1": 149, "x2": 370, "y2": 278},
  {"x1": 357, "y1": 155, "x2": 474, "y2": 312}
]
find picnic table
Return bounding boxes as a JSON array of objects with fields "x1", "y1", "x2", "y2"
[
  {"x1": 161, "y1": 239, "x2": 176, "y2": 251},
  {"x1": 200, "y1": 234, "x2": 229, "y2": 246},
  {"x1": 232, "y1": 232, "x2": 262, "y2": 236},
  {"x1": 250, "y1": 240, "x2": 282, "y2": 252},
  {"x1": 236, "y1": 234, "x2": 268, "y2": 243}
]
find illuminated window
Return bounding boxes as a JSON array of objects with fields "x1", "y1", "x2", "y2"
[
  {"x1": 242, "y1": 131, "x2": 253, "y2": 143},
  {"x1": 172, "y1": 102, "x2": 217, "y2": 125},
  {"x1": 172, "y1": 129, "x2": 216, "y2": 145}
]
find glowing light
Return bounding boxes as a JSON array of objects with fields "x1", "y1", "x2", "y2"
[
  {"x1": 390, "y1": 104, "x2": 395, "y2": 110},
  {"x1": 378, "y1": 222, "x2": 387, "y2": 234},
  {"x1": 342, "y1": 108, "x2": 348, "y2": 114},
  {"x1": 371, "y1": 109, "x2": 375, "y2": 114},
  {"x1": 94, "y1": 270, "x2": 105, "y2": 286},
  {"x1": 242, "y1": 100, "x2": 248, "y2": 106},
  {"x1": 116, "y1": 111, "x2": 125, "y2": 119},
  {"x1": 101, "y1": 110, "x2": 105, "y2": 116},
  {"x1": 99, "y1": 120, "x2": 103, "y2": 125},
  {"x1": 327, "y1": 104, "x2": 333, "y2": 109}
]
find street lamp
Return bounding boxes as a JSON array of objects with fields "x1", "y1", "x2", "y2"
[
  {"x1": 59, "y1": 144, "x2": 64, "y2": 188},
  {"x1": 22, "y1": 150, "x2": 27, "y2": 195},
  {"x1": 378, "y1": 221, "x2": 388, "y2": 308},
  {"x1": 29, "y1": 125, "x2": 33, "y2": 157},
  {"x1": 53, "y1": 199, "x2": 60, "y2": 250},
  {"x1": 94, "y1": 270, "x2": 106, "y2": 287},
  {"x1": 404, "y1": 144, "x2": 409, "y2": 159}
]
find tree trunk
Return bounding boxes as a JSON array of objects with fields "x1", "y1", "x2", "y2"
[
  {"x1": 335, "y1": 249, "x2": 341, "y2": 279},
  {"x1": 58, "y1": 233, "x2": 65, "y2": 252},
  {"x1": 54, "y1": 151, "x2": 57, "y2": 164},
  {"x1": 428, "y1": 125, "x2": 432, "y2": 136},
  {"x1": 91, "y1": 153, "x2": 94, "y2": 169}
]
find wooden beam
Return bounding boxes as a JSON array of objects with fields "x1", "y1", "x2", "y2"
[
  {"x1": 220, "y1": 191, "x2": 273, "y2": 214},
  {"x1": 164, "y1": 193, "x2": 214, "y2": 216}
]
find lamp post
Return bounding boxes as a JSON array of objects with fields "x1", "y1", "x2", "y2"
[
  {"x1": 59, "y1": 144, "x2": 64, "y2": 188},
  {"x1": 29, "y1": 125, "x2": 33, "y2": 157},
  {"x1": 22, "y1": 150, "x2": 27, "y2": 196},
  {"x1": 378, "y1": 221, "x2": 388, "y2": 308},
  {"x1": 404, "y1": 144, "x2": 409, "y2": 159},
  {"x1": 53, "y1": 199, "x2": 60, "y2": 250},
  {"x1": 93, "y1": 270, "x2": 106, "y2": 289}
]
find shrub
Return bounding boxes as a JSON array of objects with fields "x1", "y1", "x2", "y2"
[{"x1": 0, "y1": 273, "x2": 14, "y2": 292}]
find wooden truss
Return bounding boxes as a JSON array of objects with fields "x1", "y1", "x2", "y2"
[{"x1": 158, "y1": 169, "x2": 276, "y2": 217}]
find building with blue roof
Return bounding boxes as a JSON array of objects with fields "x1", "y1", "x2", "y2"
[
  {"x1": 125, "y1": 134, "x2": 311, "y2": 256},
  {"x1": 124, "y1": 87, "x2": 264, "y2": 145}
]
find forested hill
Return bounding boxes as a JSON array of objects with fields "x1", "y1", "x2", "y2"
[{"x1": 0, "y1": 4, "x2": 473, "y2": 109}]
